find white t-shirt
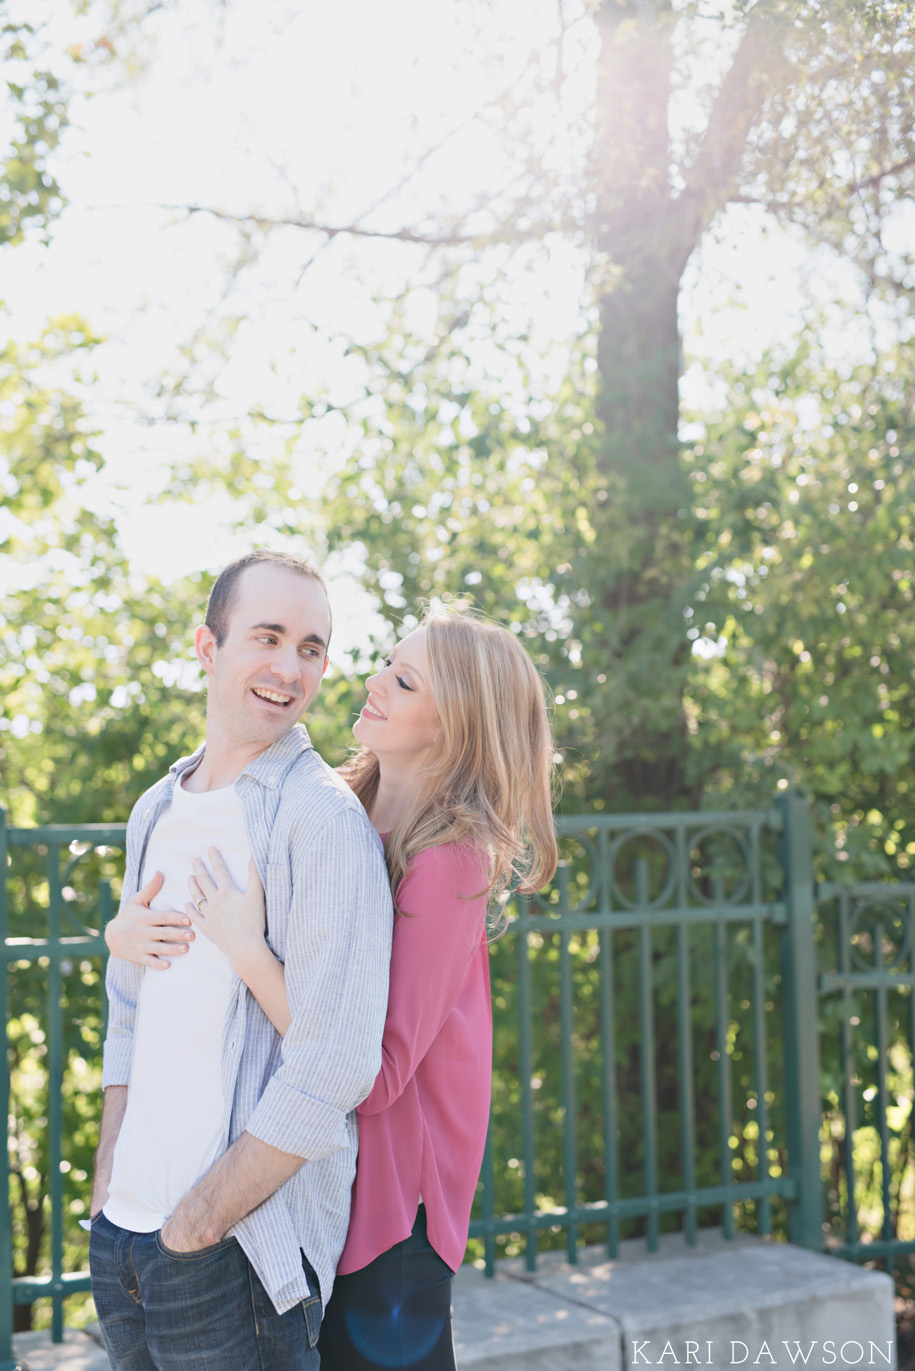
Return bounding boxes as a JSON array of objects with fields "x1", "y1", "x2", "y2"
[{"x1": 104, "y1": 774, "x2": 250, "y2": 1233}]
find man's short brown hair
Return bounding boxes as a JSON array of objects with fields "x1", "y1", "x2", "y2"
[{"x1": 205, "y1": 551, "x2": 331, "y2": 648}]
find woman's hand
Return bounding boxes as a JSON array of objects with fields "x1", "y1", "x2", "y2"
[
  {"x1": 187, "y1": 852, "x2": 290, "y2": 1035},
  {"x1": 186, "y1": 849, "x2": 267, "y2": 974},
  {"x1": 105, "y1": 871, "x2": 193, "y2": 969}
]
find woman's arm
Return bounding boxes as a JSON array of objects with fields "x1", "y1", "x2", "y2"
[
  {"x1": 105, "y1": 870, "x2": 194, "y2": 968},
  {"x1": 187, "y1": 850, "x2": 291, "y2": 1036}
]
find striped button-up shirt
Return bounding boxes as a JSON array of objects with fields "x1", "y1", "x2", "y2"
[{"x1": 102, "y1": 724, "x2": 393, "y2": 1314}]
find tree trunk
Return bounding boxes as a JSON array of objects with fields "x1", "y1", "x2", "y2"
[
  {"x1": 11, "y1": 1164, "x2": 44, "y2": 1332},
  {"x1": 585, "y1": 0, "x2": 694, "y2": 809}
]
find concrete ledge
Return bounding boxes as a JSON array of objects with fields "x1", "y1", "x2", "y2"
[
  {"x1": 13, "y1": 1232, "x2": 896, "y2": 1371},
  {"x1": 452, "y1": 1263, "x2": 621, "y2": 1370},
  {"x1": 453, "y1": 1231, "x2": 895, "y2": 1371},
  {"x1": 11, "y1": 1328, "x2": 108, "y2": 1371}
]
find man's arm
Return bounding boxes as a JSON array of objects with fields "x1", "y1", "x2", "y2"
[
  {"x1": 90, "y1": 1085, "x2": 128, "y2": 1216},
  {"x1": 91, "y1": 795, "x2": 153, "y2": 1212},
  {"x1": 100, "y1": 796, "x2": 153, "y2": 1088},
  {"x1": 161, "y1": 1132, "x2": 303, "y2": 1250}
]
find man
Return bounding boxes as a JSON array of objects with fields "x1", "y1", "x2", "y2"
[{"x1": 89, "y1": 550, "x2": 393, "y2": 1371}]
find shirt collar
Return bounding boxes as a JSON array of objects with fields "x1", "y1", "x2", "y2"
[{"x1": 167, "y1": 723, "x2": 314, "y2": 792}]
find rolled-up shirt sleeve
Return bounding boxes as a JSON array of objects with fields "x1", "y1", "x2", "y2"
[
  {"x1": 101, "y1": 956, "x2": 143, "y2": 1088},
  {"x1": 245, "y1": 807, "x2": 393, "y2": 1160},
  {"x1": 101, "y1": 802, "x2": 147, "y2": 1089}
]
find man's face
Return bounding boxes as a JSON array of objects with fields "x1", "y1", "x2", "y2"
[{"x1": 196, "y1": 563, "x2": 331, "y2": 754}]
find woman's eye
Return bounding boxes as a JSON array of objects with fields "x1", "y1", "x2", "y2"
[{"x1": 396, "y1": 675, "x2": 412, "y2": 691}]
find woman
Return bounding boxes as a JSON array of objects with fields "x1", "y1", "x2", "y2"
[{"x1": 105, "y1": 608, "x2": 557, "y2": 1370}]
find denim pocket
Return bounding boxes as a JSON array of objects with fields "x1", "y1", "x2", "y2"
[
  {"x1": 300, "y1": 1294, "x2": 322, "y2": 1349},
  {"x1": 155, "y1": 1231, "x2": 238, "y2": 1261},
  {"x1": 300, "y1": 1253, "x2": 322, "y2": 1348}
]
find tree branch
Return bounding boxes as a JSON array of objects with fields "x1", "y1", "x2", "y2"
[
  {"x1": 728, "y1": 193, "x2": 805, "y2": 213},
  {"x1": 675, "y1": 7, "x2": 796, "y2": 270},
  {"x1": 728, "y1": 196, "x2": 915, "y2": 301},
  {"x1": 852, "y1": 154, "x2": 915, "y2": 193},
  {"x1": 172, "y1": 204, "x2": 479, "y2": 246},
  {"x1": 148, "y1": 10, "x2": 594, "y2": 259}
]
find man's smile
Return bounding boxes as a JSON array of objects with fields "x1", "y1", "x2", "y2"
[{"x1": 252, "y1": 686, "x2": 295, "y2": 707}]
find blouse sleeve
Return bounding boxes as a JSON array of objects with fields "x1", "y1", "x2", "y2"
[{"x1": 356, "y1": 842, "x2": 489, "y2": 1117}]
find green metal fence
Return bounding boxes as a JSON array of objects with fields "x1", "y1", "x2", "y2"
[
  {"x1": 467, "y1": 791, "x2": 822, "y2": 1270},
  {"x1": 5, "y1": 792, "x2": 898, "y2": 1367},
  {"x1": 2, "y1": 814, "x2": 123, "y2": 1368},
  {"x1": 817, "y1": 880, "x2": 915, "y2": 1270}
]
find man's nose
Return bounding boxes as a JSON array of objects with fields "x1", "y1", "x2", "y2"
[{"x1": 270, "y1": 646, "x2": 300, "y2": 682}]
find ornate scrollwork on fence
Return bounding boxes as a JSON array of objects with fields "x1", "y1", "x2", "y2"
[
  {"x1": 58, "y1": 839, "x2": 124, "y2": 939},
  {"x1": 6, "y1": 831, "x2": 126, "y2": 944},
  {"x1": 847, "y1": 894, "x2": 912, "y2": 973},
  {"x1": 527, "y1": 812, "x2": 778, "y2": 919}
]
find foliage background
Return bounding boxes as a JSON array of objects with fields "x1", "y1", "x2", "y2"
[{"x1": 4, "y1": 0, "x2": 915, "y2": 1327}]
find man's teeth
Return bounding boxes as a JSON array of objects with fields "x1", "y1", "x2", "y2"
[{"x1": 254, "y1": 688, "x2": 291, "y2": 704}]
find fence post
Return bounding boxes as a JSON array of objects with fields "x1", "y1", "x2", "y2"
[
  {"x1": 775, "y1": 791, "x2": 824, "y2": 1249},
  {"x1": 0, "y1": 807, "x2": 19, "y2": 1371}
]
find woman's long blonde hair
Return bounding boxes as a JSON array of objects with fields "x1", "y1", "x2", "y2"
[{"x1": 342, "y1": 607, "x2": 559, "y2": 914}]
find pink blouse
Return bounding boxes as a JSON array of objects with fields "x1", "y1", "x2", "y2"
[{"x1": 336, "y1": 841, "x2": 493, "y2": 1275}]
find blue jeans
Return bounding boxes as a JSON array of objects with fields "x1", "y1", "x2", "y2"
[{"x1": 89, "y1": 1212, "x2": 322, "y2": 1370}]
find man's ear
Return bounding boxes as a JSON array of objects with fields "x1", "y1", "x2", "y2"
[{"x1": 195, "y1": 624, "x2": 218, "y2": 676}]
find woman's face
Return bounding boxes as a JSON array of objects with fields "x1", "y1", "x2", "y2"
[{"x1": 353, "y1": 626, "x2": 443, "y2": 771}]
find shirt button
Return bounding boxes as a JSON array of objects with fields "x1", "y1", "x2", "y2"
[{"x1": 267, "y1": 776, "x2": 276, "y2": 785}]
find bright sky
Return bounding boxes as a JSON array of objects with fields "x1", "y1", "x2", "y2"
[{"x1": 5, "y1": 0, "x2": 872, "y2": 659}]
